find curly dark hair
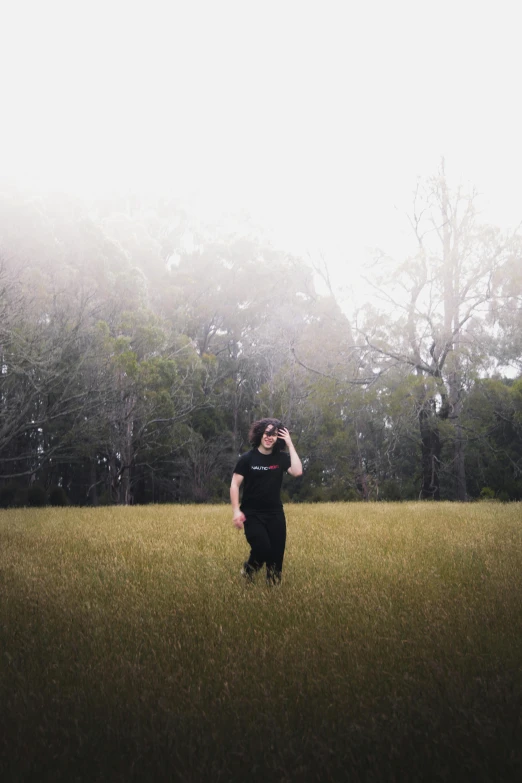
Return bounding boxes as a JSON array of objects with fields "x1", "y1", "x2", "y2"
[{"x1": 249, "y1": 418, "x2": 285, "y2": 452}]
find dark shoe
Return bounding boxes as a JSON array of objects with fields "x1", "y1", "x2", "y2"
[
  {"x1": 240, "y1": 562, "x2": 255, "y2": 582},
  {"x1": 266, "y1": 567, "x2": 282, "y2": 587}
]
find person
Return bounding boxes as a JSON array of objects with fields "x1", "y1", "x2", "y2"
[{"x1": 230, "y1": 418, "x2": 303, "y2": 585}]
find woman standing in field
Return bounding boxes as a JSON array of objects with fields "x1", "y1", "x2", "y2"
[{"x1": 230, "y1": 418, "x2": 303, "y2": 585}]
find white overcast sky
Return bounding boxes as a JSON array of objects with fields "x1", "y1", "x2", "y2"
[{"x1": 1, "y1": 0, "x2": 521, "y2": 297}]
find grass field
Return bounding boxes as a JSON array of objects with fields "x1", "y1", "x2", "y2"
[{"x1": 1, "y1": 502, "x2": 521, "y2": 782}]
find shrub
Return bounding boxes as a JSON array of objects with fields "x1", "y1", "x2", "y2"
[
  {"x1": 27, "y1": 483, "x2": 47, "y2": 507},
  {"x1": 380, "y1": 480, "x2": 402, "y2": 501},
  {"x1": 328, "y1": 479, "x2": 360, "y2": 502},
  {"x1": 307, "y1": 486, "x2": 328, "y2": 503},
  {"x1": 0, "y1": 483, "x2": 19, "y2": 508},
  {"x1": 97, "y1": 491, "x2": 114, "y2": 506},
  {"x1": 339, "y1": 488, "x2": 360, "y2": 502},
  {"x1": 48, "y1": 486, "x2": 69, "y2": 506},
  {"x1": 479, "y1": 487, "x2": 496, "y2": 501}
]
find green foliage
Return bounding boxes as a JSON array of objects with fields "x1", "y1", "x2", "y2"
[
  {"x1": 463, "y1": 378, "x2": 522, "y2": 501},
  {"x1": 48, "y1": 486, "x2": 69, "y2": 506},
  {"x1": 380, "y1": 480, "x2": 403, "y2": 501},
  {"x1": 328, "y1": 478, "x2": 360, "y2": 502},
  {"x1": 114, "y1": 347, "x2": 139, "y2": 378},
  {"x1": 97, "y1": 491, "x2": 114, "y2": 506},
  {"x1": 0, "y1": 483, "x2": 19, "y2": 508},
  {"x1": 479, "y1": 487, "x2": 496, "y2": 501},
  {"x1": 27, "y1": 483, "x2": 47, "y2": 507},
  {"x1": 1, "y1": 186, "x2": 521, "y2": 506}
]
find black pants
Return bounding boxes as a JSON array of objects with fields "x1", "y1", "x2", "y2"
[{"x1": 243, "y1": 510, "x2": 287, "y2": 580}]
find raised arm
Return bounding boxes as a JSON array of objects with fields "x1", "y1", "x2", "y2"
[{"x1": 278, "y1": 428, "x2": 303, "y2": 477}]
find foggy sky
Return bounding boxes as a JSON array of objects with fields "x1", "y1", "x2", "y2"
[{"x1": 2, "y1": 0, "x2": 521, "y2": 299}]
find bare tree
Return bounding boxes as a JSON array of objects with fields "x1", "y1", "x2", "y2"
[{"x1": 360, "y1": 162, "x2": 521, "y2": 499}]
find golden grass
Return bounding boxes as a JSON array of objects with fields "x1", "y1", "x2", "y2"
[{"x1": 1, "y1": 502, "x2": 521, "y2": 782}]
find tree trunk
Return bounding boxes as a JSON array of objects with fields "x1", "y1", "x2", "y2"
[
  {"x1": 453, "y1": 420, "x2": 467, "y2": 501},
  {"x1": 89, "y1": 457, "x2": 98, "y2": 506},
  {"x1": 117, "y1": 392, "x2": 135, "y2": 505},
  {"x1": 440, "y1": 166, "x2": 468, "y2": 501},
  {"x1": 418, "y1": 405, "x2": 441, "y2": 500}
]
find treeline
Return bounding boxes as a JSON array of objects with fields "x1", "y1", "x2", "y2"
[{"x1": 1, "y1": 169, "x2": 521, "y2": 506}]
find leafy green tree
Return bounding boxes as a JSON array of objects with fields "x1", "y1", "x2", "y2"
[{"x1": 462, "y1": 378, "x2": 522, "y2": 500}]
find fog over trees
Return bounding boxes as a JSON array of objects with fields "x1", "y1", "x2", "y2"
[{"x1": 1, "y1": 168, "x2": 521, "y2": 506}]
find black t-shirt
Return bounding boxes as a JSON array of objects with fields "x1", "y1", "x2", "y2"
[{"x1": 233, "y1": 448, "x2": 292, "y2": 512}]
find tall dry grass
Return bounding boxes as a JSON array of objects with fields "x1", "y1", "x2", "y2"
[{"x1": 1, "y1": 502, "x2": 521, "y2": 782}]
